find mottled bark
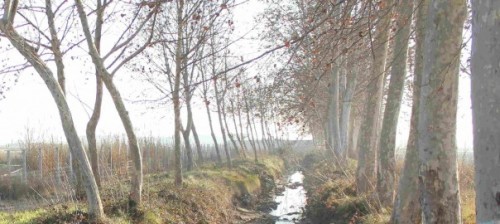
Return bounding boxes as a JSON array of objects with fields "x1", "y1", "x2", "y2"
[
  {"x1": 356, "y1": 0, "x2": 394, "y2": 194},
  {"x1": 417, "y1": 0, "x2": 466, "y2": 222},
  {"x1": 470, "y1": 0, "x2": 500, "y2": 222},
  {"x1": 391, "y1": 1, "x2": 426, "y2": 223},
  {"x1": 0, "y1": 15, "x2": 104, "y2": 219},
  {"x1": 377, "y1": 0, "x2": 413, "y2": 207},
  {"x1": 75, "y1": 0, "x2": 144, "y2": 205}
]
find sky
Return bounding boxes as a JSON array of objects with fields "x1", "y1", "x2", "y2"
[{"x1": 0, "y1": 1, "x2": 473, "y2": 150}]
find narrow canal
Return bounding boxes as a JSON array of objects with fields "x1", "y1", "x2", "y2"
[{"x1": 270, "y1": 171, "x2": 307, "y2": 223}]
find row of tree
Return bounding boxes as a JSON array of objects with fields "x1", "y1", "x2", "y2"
[
  {"x1": 1, "y1": 0, "x2": 498, "y2": 223},
  {"x1": 258, "y1": 0, "x2": 499, "y2": 223}
]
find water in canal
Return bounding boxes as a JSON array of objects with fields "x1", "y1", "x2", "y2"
[{"x1": 270, "y1": 171, "x2": 307, "y2": 223}]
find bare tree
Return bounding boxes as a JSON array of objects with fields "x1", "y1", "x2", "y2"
[
  {"x1": 0, "y1": 1, "x2": 104, "y2": 219},
  {"x1": 356, "y1": 0, "x2": 394, "y2": 194},
  {"x1": 391, "y1": 0, "x2": 427, "y2": 222},
  {"x1": 377, "y1": 0, "x2": 414, "y2": 207},
  {"x1": 74, "y1": 0, "x2": 159, "y2": 207}
]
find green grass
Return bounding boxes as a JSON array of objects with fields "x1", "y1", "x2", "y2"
[{"x1": 0, "y1": 209, "x2": 47, "y2": 224}]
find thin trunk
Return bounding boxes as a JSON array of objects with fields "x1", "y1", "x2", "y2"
[
  {"x1": 191, "y1": 121, "x2": 204, "y2": 164},
  {"x1": 204, "y1": 97, "x2": 222, "y2": 164},
  {"x1": 75, "y1": 0, "x2": 143, "y2": 206},
  {"x1": 259, "y1": 116, "x2": 269, "y2": 152},
  {"x1": 85, "y1": 0, "x2": 105, "y2": 189},
  {"x1": 173, "y1": 0, "x2": 184, "y2": 186},
  {"x1": 377, "y1": 0, "x2": 413, "y2": 207},
  {"x1": 182, "y1": 74, "x2": 193, "y2": 171},
  {"x1": 251, "y1": 115, "x2": 262, "y2": 152},
  {"x1": 223, "y1": 100, "x2": 240, "y2": 157},
  {"x1": 471, "y1": 1, "x2": 500, "y2": 222},
  {"x1": 214, "y1": 79, "x2": 232, "y2": 168},
  {"x1": 0, "y1": 19, "x2": 104, "y2": 219},
  {"x1": 231, "y1": 100, "x2": 247, "y2": 158},
  {"x1": 244, "y1": 96, "x2": 258, "y2": 162},
  {"x1": 264, "y1": 120, "x2": 274, "y2": 151},
  {"x1": 356, "y1": 0, "x2": 394, "y2": 194},
  {"x1": 391, "y1": 1, "x2": 426, "y2": 222},
  {"x1": 417, "y1": 0, "x2": 466, "y2": 222}
]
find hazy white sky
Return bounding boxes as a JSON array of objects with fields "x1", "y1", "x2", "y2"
[{"x1": 0, "y1": 1, "x2": 473, "y2": 150}]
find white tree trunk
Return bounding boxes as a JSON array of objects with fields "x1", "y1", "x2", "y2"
[
  {"x1": 356, "y1": 0, "x2": 394, "y2": 194},
  {"x1": 391, "y1": 1, "x2": 426, "y2": 223},
  {"x1": 328, "y1": 63, "x2": 343, "y2": 162},
  {"x1": 0, "y1": 20, "x2": 104, "y2": 219},
  {"x1": 470, "y1": 0, "x2": 500, "y2": 222},
  {"x1": 417, "y1": 0, "x2": 466, "y2": 222},
  {"x1": 340, "y1": 69, "x2": 357, "y2": 160},
  {"x1": 75, "y1": 0, "x2": 143, "y2": 205},
  {"x1": 377, "y1": 0, "x2": 414, "y2": 207}
]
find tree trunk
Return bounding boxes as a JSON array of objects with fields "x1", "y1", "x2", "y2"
[
  {"x1": 348, "y1": 115, "x2": 360, "y2": 159},
  {"x1": 237, "y1": 98, "x2": 248, "y2": 153},
  {"x1": 182, "y1": 72, "x2": 194, "y2": 171},
  {"x1": 191, "y1": 121, "x2": 204, "y2": 164},
  {"x1": 0, "y1": 21, "x2": 104, "y2": 220},
  {"x1": 340, "y1": 69, "x2": 357, "y2": 160},
  {"x1": 391, "y1": 1, "x2": 426, "y2": 223},
  {"x1": 417, "y1": 0, "x2": 466, "y2": 222},
  {"x1": 214, "y1": 79, "x2": 232, "y2": 168},
  {"x1": 202, "y1": 95, "x2": 222, "y2": 164},
  {"x1": 328, "y1": 62, "x2": 343, "y2": 162},
  {"x1": 231, "y1": 100, "x2": 247, "y2": 158},
  {"x1": 85, "y1": 0, "x2": 105, "y2": 188},
  {"x1": 173, "y1": 0, "x2": 184, "y2": 186},
  {"x1": 223, "y1": 100, "x2": 240, "y2": 157},
  {"x1": 75, "y1": 0, "x2": 143, "y2": 206},
  {"x1": 356, "y1": 0, "x2": 394, "y2": 194},
  {"x1": 470, "y1": 0, "x2": 500, "y2": 222},
  {"x1": 251, "y1": 117, "x2": 263, "y2": 151},
  {"x1": 245, "y1": 96, "x2": 258, "y2": 162},
  {"x1": 377, "y1": 0, "x2": 413, "y2": 207}
]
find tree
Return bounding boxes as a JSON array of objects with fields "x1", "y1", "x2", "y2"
[
  {"x1": 417, "y1": 0, "x2": 466, "y2": 222},
  {"x1": 85, "y1": 0, "x2": 106, "y2": 189},
  {"x1": 0, "y1": 1, "x2": 104, "y2": 219},
  {"x1": 470, "y1": 0, "x2": 500, "y2": 222},
  {"x1": 74, "y1": 0, "x2": 159, "y2": 207},
  {"x1": 356, "y1": 0, "x2": 394, "y2": 194},
  {"x1": 377, "y1": 0, "x2": 414, "y2": 207},
  {"x1": 391, "y1": 0, "x2": 427, "y2": 222}
]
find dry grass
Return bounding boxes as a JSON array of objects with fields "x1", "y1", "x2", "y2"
[
  {"x1": 302, "y1": 150, "x2": 477, "y2": 223},
  {"x1": 0, "y1": 156, "x2": 284, "y2": 224}
]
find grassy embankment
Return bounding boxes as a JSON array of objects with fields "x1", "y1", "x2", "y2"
[
  {"x1": 301, "y1": 151, "x2": 475, "y2": 224},
  {"x1": 0, "y1": 156, "x2": 284, "y2": 224}
]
